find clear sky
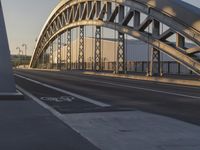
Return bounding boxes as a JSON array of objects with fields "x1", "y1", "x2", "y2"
[
  {"x1": 1, "y1": 0, "x2": 200, "y2": 55},
  {"x1": 2, "y1": 0, "x2": 59, "y2": 55}
]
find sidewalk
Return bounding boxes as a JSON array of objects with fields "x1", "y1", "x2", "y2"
[{"x1": 0, "y1": 97, "x2": 99, "y2": 150}]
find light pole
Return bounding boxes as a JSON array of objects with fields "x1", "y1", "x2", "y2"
[
  {"x1": 16, "y1": 47, "x2": 21, "y2": 68},
  {"x1": 22, "y1": 44, "x2": 27, "y2": 68}
]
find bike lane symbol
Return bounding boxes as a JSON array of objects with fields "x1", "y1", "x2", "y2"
[{"x1": 40, "y1": 96, "x2": 75, "y2": 103}]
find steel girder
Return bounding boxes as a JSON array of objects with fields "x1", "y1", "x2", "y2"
[
  {"x1": 117, "y1": 32, "x2": 125, "y2": 73},
  {"x1": 95, "y1": 26, "x2": 102, "y2": 71},
  {"x1": 149, "y1": 19, "x2": 161, "y2": 76},
  {"x1": 149, "y1": 48, "x2": 161, "y2": 76},
  {"x1": 78, "y1": 26, "x2": 85, "y2": 70},
  {"x1": 30, "y1": 0, "x2": 200, "y2": 76},
  {"x1": 49, "y1": 42, "x2": 53, "y2": 69},
  {"x1": 57, "y1": 35, "x2": 62, "y2": 70},
  {"x1": 66, "y1": 29, "x2": 72, "y2": 70}
]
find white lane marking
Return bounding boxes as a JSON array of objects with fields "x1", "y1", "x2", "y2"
[
  {"x1": 15, "y1": 74, "x2": 111, "y2": 107},
  {"x1": 16, "y1": 85, "x2": 62, "y2": 117},
  {"x1": 61, "y1": 74, "x2": 200, "y2": 100}
]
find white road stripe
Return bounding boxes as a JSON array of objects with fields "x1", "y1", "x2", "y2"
[
  {"x1": 15, "y1": 74, "x2": 111, "y2": 107},
  {"x1": 16, "y1": 85, "x2": 62, "y2": 117},
  {"x1": 60, "y1": 74, "x2": 200, "y2": 100}
]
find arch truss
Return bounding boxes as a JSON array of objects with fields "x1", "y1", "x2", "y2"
[{"x1": 30, "y1": 0, "x2": 200, "y2": 76}]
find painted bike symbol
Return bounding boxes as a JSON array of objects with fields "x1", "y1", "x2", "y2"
[{"x1": 40, "y1": 96, "x2": 75, "y2": 102}]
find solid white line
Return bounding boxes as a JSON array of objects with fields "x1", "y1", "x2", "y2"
[
  {"x1": 15, "y1": 74, "x2": 111, "y2": 107},
  {"x1": 61, "y1": 74, "x2": 200, "y2": 100},
  {"x1": 16, "y1": 85, "x2": 63, "y2": 117}
]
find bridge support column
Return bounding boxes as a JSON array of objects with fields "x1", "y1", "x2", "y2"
[
  {"x1": 116, "y1": 32, "x2": 125, "y2": 73},
  {"x1": 66, "y1": 29, "x2": 72, "y2": 70},
  {"x1": 95, "y1": 26, "x2": 102, "y2": 71},
  {"x1": 57, "y1": 35, "x2": 62, "y2": 70},
  {"x1": 49, "y1": 42, "x2": 53, "y2": 69},
  {"x1": 149, "y1": 20, "x2": 162, "y2": 76},
  {"x1": 78, "y1": 26, "x2": 85, "y2": 70},
  {"x1": 150, "y1": 48, "x2": 161, "y2": 76},
  {"x1": 116, "y1": 5, "x2": 126, "y2": 74}
]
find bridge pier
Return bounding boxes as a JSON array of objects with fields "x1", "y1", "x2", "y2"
[
  {"x1": 94, "y1": 26, "x2": 102, "y2": 71},
  {"x1": 66, "y1": 29, "x2": 72, "y2": 70},
  {"x1": 78, "y1": 26, "x2": 85, "y2": 70}
]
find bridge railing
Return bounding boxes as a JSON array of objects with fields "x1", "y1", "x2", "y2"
[{"x1": 37, "y1": 61, "x2": 194, "y2": 75}]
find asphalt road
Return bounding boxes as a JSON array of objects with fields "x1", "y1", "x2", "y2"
[{"x1": 14, "y1": 69, "x2": 200, "y2": 126}]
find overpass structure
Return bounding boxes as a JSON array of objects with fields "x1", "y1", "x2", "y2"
[{"x1": 29, "y1": 0, "x2": 200, "y2": 76}]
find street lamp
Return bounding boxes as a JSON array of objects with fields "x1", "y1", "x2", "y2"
[
  {"x1": 16, "y1": 47, "x2": 21, "y2": 68},
  {"x1": 22, "y1": 44, "x2": 27, "y2": 68}
]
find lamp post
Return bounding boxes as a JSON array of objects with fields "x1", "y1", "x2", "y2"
[
  {"x1": 22, "y1": 44, "x2": 27, "y2": 68},
  {"x1": 16, "y1": 47, "x2": 21, "y2": 68},
  {"x1": 20, "y1": 50, "x2": 23, "y2": 68}
]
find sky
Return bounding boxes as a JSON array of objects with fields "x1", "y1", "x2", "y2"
[
  {"x1": 1, "y1": 0, "x2": 59, "y2": 55},
  {"x1": 1, "y1": 0, "x2": 200, "y2": 56}
]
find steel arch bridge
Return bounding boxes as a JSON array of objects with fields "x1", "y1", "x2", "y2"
[{"x1": 29, "y1": 0, "x2": 200, "y2": 76}]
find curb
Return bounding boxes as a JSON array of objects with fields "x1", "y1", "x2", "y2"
[{"x1": 83, "y1": 72, "x2": 200, "y2": 87}]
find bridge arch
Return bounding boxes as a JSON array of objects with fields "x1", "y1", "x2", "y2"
[{"x1": 30, "y1": 0, "x2": 200, "y2": 76}]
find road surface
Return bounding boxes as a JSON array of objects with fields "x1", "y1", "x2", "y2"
[{"x1": 14, "y1": 69, "x2": 200, "y2": 125}]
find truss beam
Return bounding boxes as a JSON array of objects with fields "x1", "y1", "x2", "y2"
[
  {"x1": 30, "y1": 0, "x2": 200, "y2": 76},
  {"x1": 94, "y1": 26, "x2": 102, "y2": 71},
  {"x1": 66, "y1": 30, "x2": 72, "y2": 70},
  {"x1": 49, "y1": 42, "x2": 53, "y2": 69},
  {"x1": 78, "y1": 26, "x2": 85, "y2": 70},
  {"x1": 57, "y1": 35, "x2": 62, "y2": 70}
]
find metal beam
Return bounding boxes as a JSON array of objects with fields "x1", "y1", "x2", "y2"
[
  {"x1": 66, "y1": 29, "x2": 72, "y2": 70},
  {"x1": 95, "y1": 26, "x2": 102, "y2": 71},
  {"x1": 117, "y1": 32, "x2": 125, "y2": 73},
  {"x1": 150, "y1": 20, "x2": 161, "y2": 76},
  {"x1": 29, "y1": 0, "x2": 200, "y2": 76},
  {"x1": 116, "y1": 5, "x2": 125, "y2": 73},
  {"x1": 49, "y1": 42, "x2": 53, "y2": 69},
  {"x1": 176, "y1": 33, "x2": 185, "y2": 48},
  {"x1": 57, "y1": 35, "x2": 62, "y2": 70},
  {"x1": 150, "y1": 48, "x2": 161, "y2": 76},
  {"x1": 78, "y1": 26, "x2": 85, "y2": 70},
  {"x1": 134, "y1": 10, "x2": 140, "y2": 28}
]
